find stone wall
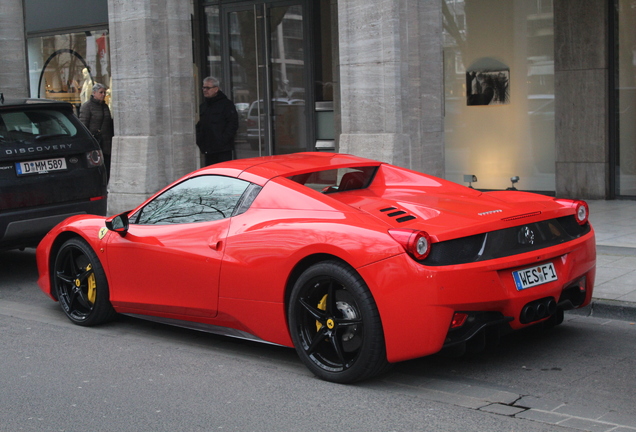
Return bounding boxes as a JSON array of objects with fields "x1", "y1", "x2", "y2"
[
  {"x1": 106, "y1": 0, "x2": 198, "y2": 214},
  {"x1": 0, "y1": 0, "x2": 29, "y2": 98},
  {"x1": 337, "y1": 0, "x2": 444, "y2": 177},
  {"x1": 554, "y1": 0, "x2": 609, "y2": 199}
]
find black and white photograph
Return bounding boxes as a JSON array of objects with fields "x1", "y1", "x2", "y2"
[{"x1": 467, "y1": 69, "x2": 510, "y2": 106}]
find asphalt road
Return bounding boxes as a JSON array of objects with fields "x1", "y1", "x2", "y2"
[{"x1": 1, "y1": 249, "x2": 635, "y2": 432}]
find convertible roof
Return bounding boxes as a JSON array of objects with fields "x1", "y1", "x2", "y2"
[{"x1": 201, "y1": 152, "x2": 381, "y2": 184}]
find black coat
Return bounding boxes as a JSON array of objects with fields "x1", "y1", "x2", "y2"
[
  {"x1": 79, "y1": 96, "x2": 113, "y2": 154},
  {"x1": 196, "y1": 90, "x2": 239, "y2": 154}
]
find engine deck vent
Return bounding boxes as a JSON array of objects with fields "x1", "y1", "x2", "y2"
[{"x1": 379, "y1": 207, "x2": 416, "y2": 223}]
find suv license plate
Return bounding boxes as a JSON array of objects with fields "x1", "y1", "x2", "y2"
[
  {"x1": 512, "y1": 262, "x2": 558, "y2": 291},
  {"x1": 15, "y1": 157, "x2": 67, "y2": 175}
]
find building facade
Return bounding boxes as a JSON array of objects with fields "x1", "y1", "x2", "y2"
[{"x1": 2, "y1": 0, "x2": 634, "y2": 214}]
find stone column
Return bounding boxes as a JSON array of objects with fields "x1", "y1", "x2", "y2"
[
  {"x1": 554, "y1": 0, "x2": 609, "y2": 199},
  {"x1": 0, "y1": 0, "x2": 29, "y2": 98},
  {"x1": 107, "y1": 0, "x2": 198, "y2": 214},
  {"x1": 337, "y1": 0, "x2": 444, "y2": 177}
]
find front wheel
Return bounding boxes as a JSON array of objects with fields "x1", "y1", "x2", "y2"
[
  {"x1": 288, "y1": 261, "x2": 390, "y2": 383},
  {"x1": 53, "y1": 237, "x2": 116, "y2": 326}
]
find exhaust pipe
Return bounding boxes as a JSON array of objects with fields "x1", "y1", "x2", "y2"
[{"x1": 520, "y1": 297, "x2": 557, "y2": 324}]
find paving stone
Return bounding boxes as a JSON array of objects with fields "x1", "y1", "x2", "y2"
[
  {"x1": 479, "y1": 403, "x2": 527, "y2": 416},
  {"x1": 515, "y1": 409, "x2": 570, "y2": 424},
  {"x1": 558, "y1": 418, "x2": 615, "y2": 432},
  {"x1": 423, "y1": 379, "x2": 471, "y2": 394},
  {"x1": 368, "y1": 380, "x2": 490, "y2": 410},
  {"x1": 514, "y1": 395, "x2": 565, "y2": 411},
  {"x1": 598, "y1": 412, "x2": 636, "y2": 429},
  {"x1": 554, "y1": 403, "x2": 609, "y2": 420},
  {"x1": 459, "y1": 386, "x2": 520, "y2": 404}
]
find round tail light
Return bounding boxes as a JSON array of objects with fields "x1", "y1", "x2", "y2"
[
  {"x1": 388, "y1": 229, "x2": 432, "y2": 260},
  {"x1": 574, "y1": 200, "x2": 589, "y2": 225}
]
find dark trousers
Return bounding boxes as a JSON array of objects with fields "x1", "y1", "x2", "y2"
[{"x1": 204, "y1": 150, "x2": 233, "y2": 166}]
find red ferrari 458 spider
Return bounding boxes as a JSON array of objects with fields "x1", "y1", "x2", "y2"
[{"x1": 37, "y1": 152, "x2": 596, "y2": 383}]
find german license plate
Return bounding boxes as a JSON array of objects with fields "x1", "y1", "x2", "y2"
[
  {"x1": 15, "y1": 157, "x2": 67, "y2": 175},
  {"x1": 512, "y1": 262, "x2": 558, "y2": 291}
]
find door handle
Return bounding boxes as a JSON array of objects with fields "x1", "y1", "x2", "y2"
[{"x1": 209, "y1": 240, "x2": 223, "y2": 251}]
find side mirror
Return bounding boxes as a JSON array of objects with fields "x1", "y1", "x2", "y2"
[{"x1": 105, "y1": 212, "x2": 130, "y2": 236}]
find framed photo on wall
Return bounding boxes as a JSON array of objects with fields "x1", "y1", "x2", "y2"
[{"x1": 466, "y1": 69, "x2": 510, "y2": 106}]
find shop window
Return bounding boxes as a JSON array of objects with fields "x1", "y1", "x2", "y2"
[
  {"x1": 443, "y1": 0, "x2": 555, "y2": 192},
  {"x1": 27, "y1": 31, "x2": 111, "y2": 113},
  {"x1": 615, "y1": 0, "x2": 636, "y2": 196},
  {"x1": 205, "y1": 6, "x2": 222, "y2": 81}
]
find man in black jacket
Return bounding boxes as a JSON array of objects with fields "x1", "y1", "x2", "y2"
[{"x1": 196, "y1": 77, "x2": 239, "y2": 165}]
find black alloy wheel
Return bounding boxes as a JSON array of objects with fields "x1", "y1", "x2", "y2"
[
  {"x1": 53, "y1": 237, "x2": 116, "y2": 326},
  {"x1": 288, "y1": 260, "x2": 390, "y2": 383}
]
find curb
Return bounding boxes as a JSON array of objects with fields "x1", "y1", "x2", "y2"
[
  {"x1": 565, "y1": 299, "x2": 636, "y2": 322},
  {"x1": 596, "y1": 244, "x2": 636, "y2": 256}
]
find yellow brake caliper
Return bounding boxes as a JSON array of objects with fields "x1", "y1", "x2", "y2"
[
  {"x1": 316, "y1": 294, "x2": 327, "y2": 331},
  {"x1": 86, "y1": 263, "x2": 97, "y2": 304}
]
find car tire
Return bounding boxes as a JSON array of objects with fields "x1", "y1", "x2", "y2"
[
  {"x1": 288, "y1": 260, "x2": 390, "y2": 383},
  {"x1": 53, "y1": 237, "x2": 116, "y2": 326}
]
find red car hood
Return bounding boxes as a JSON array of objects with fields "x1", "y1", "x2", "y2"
[{"x1": 343, "y1": 189, "x2": 573, "y2": 242}]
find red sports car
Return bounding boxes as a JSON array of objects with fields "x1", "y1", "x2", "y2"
[{"x1": 37, "y1": 152, "x2": 596, "y2": 383}]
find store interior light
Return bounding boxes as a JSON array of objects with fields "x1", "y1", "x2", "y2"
[
  {"x1": 506, "y1": 176, "x2": 520, "y2": 190},
  {"x1": 464, "y1": 174, "x2": 477, "y2": 188}
]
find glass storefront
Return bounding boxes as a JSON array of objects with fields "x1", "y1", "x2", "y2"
[
  {"x1": 615, "y1": 0, "x2": 636, "y2": 197},
  {"x1": 202, "y1": 0, "x2": 335, "y2": 159},
  {"x1": 27, "y1": 30, "x2": 111, "y2": 113},
  {"x1": 443, "y1": 0, "x2": 555, "y2": 192}
]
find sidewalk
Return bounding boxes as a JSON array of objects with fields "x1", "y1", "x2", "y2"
[{"x1": 569, "y1": 200, "x2": 636, "y2": 321}]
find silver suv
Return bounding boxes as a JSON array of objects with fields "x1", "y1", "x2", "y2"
[{"x1": 0, "y1": 95, "x2": 107, "y2": 250}]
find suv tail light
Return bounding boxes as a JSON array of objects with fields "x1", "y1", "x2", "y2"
[
  {"x1": 86, "y1": 149, "x2": 104, "y2": 167},
  {"x1": 388, "y1": 229, "x2": 432, "y2": 260}
]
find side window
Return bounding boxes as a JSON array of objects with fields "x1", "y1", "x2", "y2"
[{"x1": 135, "y1": 175, "x2": 251, "y2": 225}]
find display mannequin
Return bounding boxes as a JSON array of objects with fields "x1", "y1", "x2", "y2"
[{"x1": 80, "y1": 68, "x2": 93, "y2": 104}]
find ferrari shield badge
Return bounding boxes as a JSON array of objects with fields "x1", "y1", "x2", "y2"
[{"x1": 98, "y1": 227, "x2": 108, "y2": 240}]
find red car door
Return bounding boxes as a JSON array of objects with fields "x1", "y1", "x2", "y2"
[
  {"x1": 102, "y1": 174, "x2": 252, "y2": 318},
  {"x1": 105, "y1": 218, "x2": 230, "y2": 318}
]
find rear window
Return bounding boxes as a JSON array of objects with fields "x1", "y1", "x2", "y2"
[
  {"x1": 287, "y1": 166, "x2": 378, "y2": 193},
  {"x1": 0, "y1": 109, "x2": 79, "y2": 146}
]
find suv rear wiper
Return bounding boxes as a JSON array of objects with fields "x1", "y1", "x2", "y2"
[{"x1": 35, "y1": 133, "x2": 68, "y2": 140}]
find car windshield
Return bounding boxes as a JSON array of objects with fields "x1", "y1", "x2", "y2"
[
  {"x1": 287, "y1": 166, "x2": 378, "y2": 193},
  {"x1": 0, "y1": 109, "x2": 78, "y2": 145}
]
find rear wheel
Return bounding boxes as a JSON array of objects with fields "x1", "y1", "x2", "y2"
[
  {"x1": 53, "y1": 237, "x2": 116, "y2": 326},
  {"x1": 288, "y1": 261, "x2": 390, "y2": 383}
]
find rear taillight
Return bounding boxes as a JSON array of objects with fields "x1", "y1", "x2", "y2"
[
  {"x1": 86, "y1": 149, "x2": 104, "y2": 167},
  {"x1": 574, "y1": 200, "x2": 589, "y2": 225},
  {"x1": 388, "y1": 229, "x2": 432, "y2": 260}
]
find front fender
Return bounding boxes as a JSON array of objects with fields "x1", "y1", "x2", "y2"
[{"x1": 36, "y1": 215, "x2": 108, "y2": 299}]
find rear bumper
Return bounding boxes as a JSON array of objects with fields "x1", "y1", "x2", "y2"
[
  {"x1": 358, "y1": 229, "x2": 596, "y2": 363},
  {"x1": 0, "y1": 197, "x2": 107, "y2": 250}
]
